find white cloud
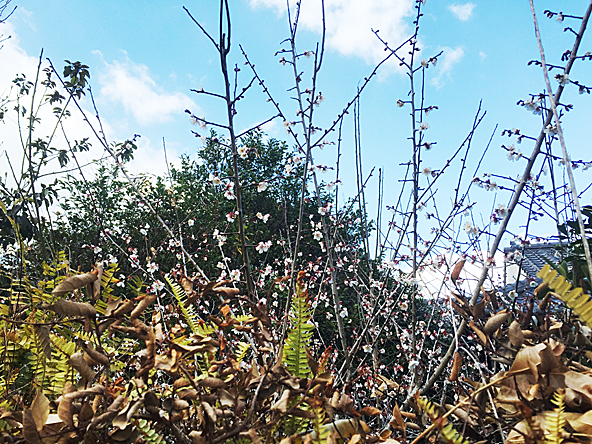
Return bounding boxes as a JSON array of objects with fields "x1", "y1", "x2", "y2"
[
  {"x1": 448, "y1": 3, "x2": 475, "y2": 21},
  {"x1": 96, "y1": 55, "x2": 197, "y2": 126},
  {"x1": 431, "y1": 46, "x2": 464, "y2": 88},
  {"x1": 250, "y1": 0, "x2": 414, "y2": 65}
]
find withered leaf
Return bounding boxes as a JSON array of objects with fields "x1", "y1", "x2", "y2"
[
  {"x1": 508, "y1": 320, "x2": 525, "y2": 349},
  {"x1": 177, "y1": 389, "x2": 198, "y2": 400},
  {"x1": 92, "y1": 262, "x2": 104, "y2": 301},
  {"x1": 81, "y1": 342, "x2": 109, "y2": 367},
  {"x1": 270, "y1": 390, "x2": 290, "y2": 413},
  {"x1": 198, "y1": 377, "x2": 226, "y2": 389},
  {"x1": 468, "y1": 320, "x2": 488, "y2": 346},
  {"x1": 534, "y1": 281, "x2": 548, "y2": 298},
  {"x1": 239, "y1": 430, "x2": 262, "y2": 444},
  {"x1": 472, "y1": 300, "x2": 486, "y2": 321},
  {"x1": 483, "y1": 310, "x2": 509, "y2": 335},
  {"x1": 33, "y1": 325, "x2": 51, "y2": 359},
  {"x1": 23, "y1": 408, "x2": 42, "y2": 444},
  {"x1": 359, "y1": 406, "x2": 382, "y2": 416},
  {"x1": 69, "y1": 351, "x2": 96, "y2": 382},
  {"x1": 172, "y1": 400, "x2": 190, "y2": 411},
  {"x1": 42, "y1": 300, "x2": 96, "y2": 318},
  {"x1": 451, "y1": 260, "x2": 465, "y2": 284},
  {"x1": 202, "y1": 401, "x2": 217, "y2": 422},
  {"x1": 391, "y1": 404, "x2": 405, "y2": 431},
  {"x1": 213, "y1": 287, "x2": 240, "y2": 297},
  {"x1": 30, "y1": 391, "x2": 49, "y2": 432},
  {"x1": 78, "y1": 401, "x2": 94, "y2": 423},
  {"x1": 110, "y1": 298, "x2": 135, "y2": 317},
  {"x1": 57, "y1": 382, "x2": 75, "y2": 427},
  {"x1": 130, "y1": 293, "x2": 157, "y2": 321},
  {"x1": 52, "y1": 272, "x2": 98, "y2": 297},
  {"x1": 449, "y1": 352, "x2": 461, "y2": 381}
]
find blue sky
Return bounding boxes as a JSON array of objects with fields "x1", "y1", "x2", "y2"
[{"x1": 1, "y1": 0, "x2": 591, "y2": 260}]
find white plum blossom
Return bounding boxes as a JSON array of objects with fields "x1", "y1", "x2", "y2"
[
  {"x1": 151, "y1": 280, "x2": 165, "y2": 292},
  {"x1": 362, "y1": 344, "x2": 372, "y2": 353},
  {"x1": 146, "y1": 262, "x2": 159, "y2": 274},
  {"x1": 230, "y1": 269, "x2": 241, "y2": 281},
  {"x1": 188, "y1": 219, "x2": 195, "y2": 227},
  {"x1": 209, "y1": 173, "x2": 221, "y2": 185},
  {"x1": 257, "y1": 181, "x2": 269, "y2": 193},
  {"x1": 226, "y1": 212, "x2": 235, "y2": 223},
  {"x1": 313, "y1": 231, "x2": 323, "y2": 241},
  {"x1": 555, "y1": 72, "x2": 569, "y2": 86},
  {"x1": 224, "y1": 189, "x2": 235, "y2": 200},
  {"x1": 419, "y1": 122, "x2": 429, "y2": 131},
  {"x1": 463, "y1": 221, "x2": 479, "y2": 236},
  {"x1": 255, "y1": 241, "x2": 272, "y2": 254},
  {"x1": 256, "y1": 212, "x2": 270, "y2": 223},
  {"x1": 237, "y1": 146, "x2": 248, "y2": 159}
]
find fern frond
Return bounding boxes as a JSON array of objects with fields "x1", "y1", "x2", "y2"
[
  {"x1": 538, "y1": 264, "x2": 592, "y2": 328},
  {"x1": 283, "y1": 271, "x2": 314, "y2": 379},
  {"x1": 135, "y1": 418, "x2": 165, "y2": 444},
  {"x1": 415, "y1": 394, "x2": 469, "y2": 444},
  {"x1": 545, "y1": 389, "x2": 566, "y2": 444},
  {"x1": 166, "y1": 276, "x2": 200, "y2": 334},
  {"x1": 311, "y1": 407, "x2": 330, "y2": 444},
  {"x1": 235, "y1": 341, "x2": 250, "y2": 364}
]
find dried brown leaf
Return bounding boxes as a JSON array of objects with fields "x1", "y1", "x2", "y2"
[
  {"x1": 469, "y1": 320, "x2": 489, "y2": 346},
  {"x1": 534, "y1": 281, "x2": 548, "y2": 298},
  {"x1": 52, "y1": 272, "x2": 98, "y2": 297},
  {"x1": 391, "y1": 404, "x2": 405, "y2": 431},
  {"x1": 198, "y1": 377, "x2": 226, "y2": 389},
  {"x1": 359, "y1": 406, "x2": 382, "y2": 416},
  {"x1": 472, "y1": 300, "x2": 486, "y2": 320},
  {"x1": 449, "y1": 352, "x2": 461, "y2": 381},
  {"x1": 202, "y1": 401, "x2": 217, "y2": 422},
  {"x1": 240, "y1": 430, "x2": 262, "y2": 444},
  {"x1": 57, "y1": 382, "x2": 75, "y2": 427},
  {"x1": 81, "y1": 342, "x2": 109, "y2": 367},
  {"x1": 23, "y1": 408, "x2": 42, "y2": 444},
  {"x1": 451, "y1": 260, "x2": 465, "y2": 284},
  {"x1": 30, "y1": 391, "x2": 49, "y2": 432},
  {"x1": 42, "y1": 300, "x2": 96, "y2": 318},
  {"x1": 508, "y1": 320, "x2": 525, "y2": 349},
  {"x1": 130, "y1": 293, "x2": 156, "y2": 321},
  {"x1": 110, "y1": 299, "x2": 135, "y2": 317},
  {"x1": 34, "y1": 325, "x2": 51, "y2": 359},
  {"x1": 92, "y1": 262, "x2": 103, "y2": 301},
  {"x1": 69, "y1": 351, "x2": 96, "y2": 382},
  {"x1": 213, "y1": 287, "x2": 240, "y2": 297},
  {"x1": 483, "y1": 310, "x2": 509, "y2": 335},
  {"x1": 270, "y1": 390, "x2": 290, "y2": 413}
]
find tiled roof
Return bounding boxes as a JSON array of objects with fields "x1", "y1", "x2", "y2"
[{"x1": 504, "y1": 242, "x2": 562, "y2": 278}]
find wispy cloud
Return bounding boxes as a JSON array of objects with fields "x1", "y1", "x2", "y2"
[
  {"x1": 431, "y1": 46, "x2": 464, "y2": 88},
  {"x1": 250, "y1": 0, "x2": 414, "y2": 65},
  {"x1": 96, "y1": 55, "x2": 197, "y2": 126},
  {"x1": 448, "y1": 3, "x2": 475, "y2": 21}
]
